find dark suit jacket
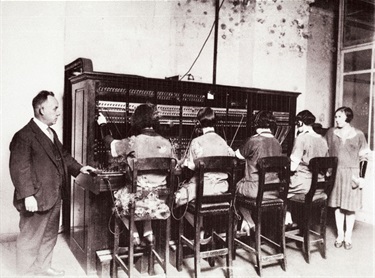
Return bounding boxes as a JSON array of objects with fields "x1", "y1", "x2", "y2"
[{"x1": 9, "y1": 119, "x2": 82, "y2": 212}]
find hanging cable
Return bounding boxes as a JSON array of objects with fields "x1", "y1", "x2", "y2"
[
  {"x1": 230, "y1": 114, "x2": 245, "y2": 148},
  {"x1": 179, "y1": 0, "x2": 225, "y2": 81},
  {"x1": 104, "y1": 177, "x2": 125, "y2": 235},
  {"x1": 180, "y1": 124, "x2": 198, "y2": 163},
  {"x1": 101, "y1": 109, "x2": 124, "y2": 138}
]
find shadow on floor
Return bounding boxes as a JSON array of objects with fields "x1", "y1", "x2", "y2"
[{"x1": 1, "y1": 211, "x2": 373, "y2": 278}]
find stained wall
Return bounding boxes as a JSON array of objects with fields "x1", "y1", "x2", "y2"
[{"x1": 1, "y1": 0, "x2": 339, "y2": 235}]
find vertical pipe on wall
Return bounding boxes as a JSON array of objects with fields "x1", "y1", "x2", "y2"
[{"x1": 213, "y1": 0, "x2": 220, "y2": 85}]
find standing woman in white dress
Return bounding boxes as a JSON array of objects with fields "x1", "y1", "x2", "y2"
[{"x1": 325, "y1": 107, "x2": 369, "y2": 250}]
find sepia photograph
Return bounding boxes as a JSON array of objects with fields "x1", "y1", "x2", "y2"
[{"x1": 1, "y1": 0, "x2": 374, "y2": 277}]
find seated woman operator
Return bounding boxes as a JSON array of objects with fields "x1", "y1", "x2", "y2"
[
  {"x1": 97, "y1": 103, "x2": 176, "y2": 245},
  {"x1": 235, "y1": 110, "x2": 282, "y2": 235},
  {"x1": 285, "y1": 110, "x2": 329, "y2": 225},
  {"x1": 174, "y1": 107, "x2": 235, "y2": 230},
  {"x1": 289, "y1": 110, "x2": 329, "y2": 196}
]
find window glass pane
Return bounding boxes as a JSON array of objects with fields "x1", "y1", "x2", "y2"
[
  {"x1": 343, "y1": 74, "x2": 371, "y2": 142},
  {"x1": 344, "y1": 49, "x2": 372, "y2": 72},
  {"x1": 343, "y1": 0, "x2": 375, "y2": 47}
]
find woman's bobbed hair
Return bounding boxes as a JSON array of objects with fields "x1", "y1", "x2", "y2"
[
  {"x1": 131, "y1": 103, "x2": 160, "y2": 130},
  {"x1": 253, "y1": 110, "x2": 277, "y2": 130},
  {"x1": 335, "y1": 106, "x2": 353, "y2": 123},
  {"x1": 197, "y1": 107, "x2": 216, "y2": 128},
  {"x1": 296, "y1": 110, "x2": 316, "y2": 126}
]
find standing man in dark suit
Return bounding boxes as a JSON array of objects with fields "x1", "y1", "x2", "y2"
[{"x1": 9, "y1": 90, "x2": 96, "y2": 276}]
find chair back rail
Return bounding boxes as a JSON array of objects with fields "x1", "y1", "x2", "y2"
[
  {"x1": 113, "y1": 157, "x2": 177, "y2": 277},
  {"x1": 256, "y1": 156, "x2": 291, "y2": 207},
  {"x1": 285, "y1": 156, "x2": 338, "y2": 264},
  {"x1": 305, "y1": 156, "x2": 338, "y2": 204},
  {"x1": 130, "y1": 157, "x2": 177, "y2": 193},
  {"x1": 177, "y1": 155, "x2": 238, "y2": 277},
  {"x1": 193, "y1": 156, "x2": 238, "y2": 212}
]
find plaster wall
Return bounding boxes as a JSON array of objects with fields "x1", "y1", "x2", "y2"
[{"x1": 1, "y1": 0, "x2": 340, "y2": 235}]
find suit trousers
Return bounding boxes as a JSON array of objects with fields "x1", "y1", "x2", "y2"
[{"x1": 16, "y1": 194, "x2": 61, "y2": 275}]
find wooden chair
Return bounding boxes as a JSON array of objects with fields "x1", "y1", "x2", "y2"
[
  {"x1": 285, "y1": 156, "x2": 338, "y2": 263},
  {"x1": 176, "y1": 156, "x2": 238, "y2": 278},
  {"x1": 234, "y1": 156, "x2": 290, "y2": 276},
  {"x1": 112, "y1": 157, "x2": 177, "y2": 277}
]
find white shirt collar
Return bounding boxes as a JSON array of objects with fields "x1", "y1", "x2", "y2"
[
  {"x1": 202, "y1": 127, "x2": 215, "y2": 134},
  {"x1": 334, "y1": 126, "x2": 356, "y2": 140},
  {"x1": 297, "y1": 127, "x2": 321, "y2": 138},
  {"x1": 33, "y1": 117, "x2": 50, "y2": 137},
  {"x1": 256, "y1": 128, "x2": 274, "y2": 137}
]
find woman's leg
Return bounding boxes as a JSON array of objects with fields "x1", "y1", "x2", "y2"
[
  {"x1": 344, "y1": 211, "x2": 356, "y2": 244},
  {"x1": 143, "y1": 220, "x2": 152, "y2": 236},
  {"x1": 238, "y1": 207, "x2": 255, "y2": 236},
  {"x1": 143, "y1": 220, "x2": 154, "y2": 243},
  {"x1": 122, "y1": 218, "x2": 140, "y2": 245},
  {"x1": 335, "y1": 208, "x2": 345, "y2": 242},
  {"x1": 175, "y1": 181, "x2": 196, "y2": 207}
]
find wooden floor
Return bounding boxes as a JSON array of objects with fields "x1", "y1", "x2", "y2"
[{"x1": 1, "y1": 218, "x2": 374, "y2": 278}]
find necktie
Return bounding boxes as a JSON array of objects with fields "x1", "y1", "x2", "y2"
[{"x1": 47, "y1": 127, "x2": 54, "y2": 142}]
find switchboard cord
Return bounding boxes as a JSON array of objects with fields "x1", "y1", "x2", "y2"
[
  {"x1": 179, "y1": 0, "x2": 225, "y2": 81},
  {"x1": 219, "y1": 121, "x2": 227, "y2": 143},
  {"x1": 104, "y1": 177, "x2": 125, "y2": 235},
  {"x1": 230, "y1": 114, "x2": 245, "y2": 148},
  {"x1": 171, "y1": 176, "x2": 189, "y2": 221},
  {"x1": 180, "y1": 124, "x2": 198, "y2": 163},
  {"x1": 101, "y1": 109, "x2": 124, "y2": 138},
  {"x1": 232, "y1": 189, "x2": 243, "y2": 222}
]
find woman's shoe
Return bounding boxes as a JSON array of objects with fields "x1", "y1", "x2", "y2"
[
  {"x1": 199, "y1": 230, "x2": 212, "y2": 245},
  {"x1": 133, "y1": 235, "x2": 141, "y2": 246},
  {"x1": 344, "y1": 241, "x2": 352, "y2": 250},
  {"x1": 334, "y1": 240, "x2": 343, "y2": 248},
  {"x1": 144, "y1": 233, "x2": 154, "y2": 245},
  {"x1": 240, "y1": 221, "x2": 253, "y2": 236}
]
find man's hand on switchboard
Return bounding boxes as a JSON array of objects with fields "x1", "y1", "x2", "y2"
[{"x1": 97, "y1": 113, "x2": 107, "y2": 125}]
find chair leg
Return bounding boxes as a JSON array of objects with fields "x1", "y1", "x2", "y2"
[
  {"x1": 304, "y1": 214, "x2": 311, "y2": 264},
  {"x1": 194, "y1": 216, "x2": 202, "y2": 278},
  {"x1": 147, "y1": 244, "x2": 154, "y2": 275},
  {"x1": 128, "y1": 218, "x2": 135, "y2": 277},
  {"x1": 164, "y1": 218, "x2": 171, "y2": 275},
  {"x1": 176, "y1": 217, "x2": 183, "y2": 271},
  {"x1": 226, "y1": 213, "x2": 234, "y2": 278},
  {"x1": 255, "y1": 211, "x2": 262, "y2": 277},
  {"x1": 208, "y1": 226, "x2": 215, "y2": 267},
  {"x1": 280, "y1": 206, "x2": 287, "y2": 271},
  {"x1": 321, "y1": 205, "x2": 327, "y2": 259},
  {"x1": 112, "y1": 217, "x2": 120, "y2": 278},
  {"x1": 232, "y1": 218, "x2": 238, "y2": 260}
]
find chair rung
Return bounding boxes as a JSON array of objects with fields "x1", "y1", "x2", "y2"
[
  {"x1": 286, "y1": 229, "x2": 324, "y2": 243},
  {"x1": 261, "y1": 253, "x2": 285, "y2": 262},
  {"x1": 114, "y1": 254, "x2": 129, "y2": 273},
  {"x1": 152, "y1": 249, "x2": 163, "y2": 266},
  {"x1": 310, "y1": 238, "x2": 324, "y2": 244},
  {"x1": 234, "y1": 239, "x2": 256, "y2": 253},
  {"x1": 310, "y1": 230, "x2": 321, "y2": 237},
  {"x1": 286, "y1": 234, "x2": 303, "y2": 241},
  {"x1": 181, "y1": 235, "x2": 194, "y2": 249},
  {"x1": 285, "y1": 228, "x2": 303, "y2": 241},
  {"x1": 200, "y1": 248, "x2": 228, "y2": 259},
  {"x1": 117, "y1": 252, "x2": 144, "y2": 260},
  {"x1": 285, "y1": 229, "x2": 300, "y2": 235},
  {"x1": 117, "y1": 246, "x2": 146, "y2": 256},
  {"x1": 261, "y1": 235, "x2": 281, "y2": 248},
  {"x1": 213, "y1": 232, "x2": 226, "y2": 244}
]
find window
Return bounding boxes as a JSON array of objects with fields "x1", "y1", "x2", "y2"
[
  {"x1": 343, "y1": 0, "x2": 375, "y2": 47},
  {"x1": 338, "y1": 0, "x2": 375, "y2": 149}
]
